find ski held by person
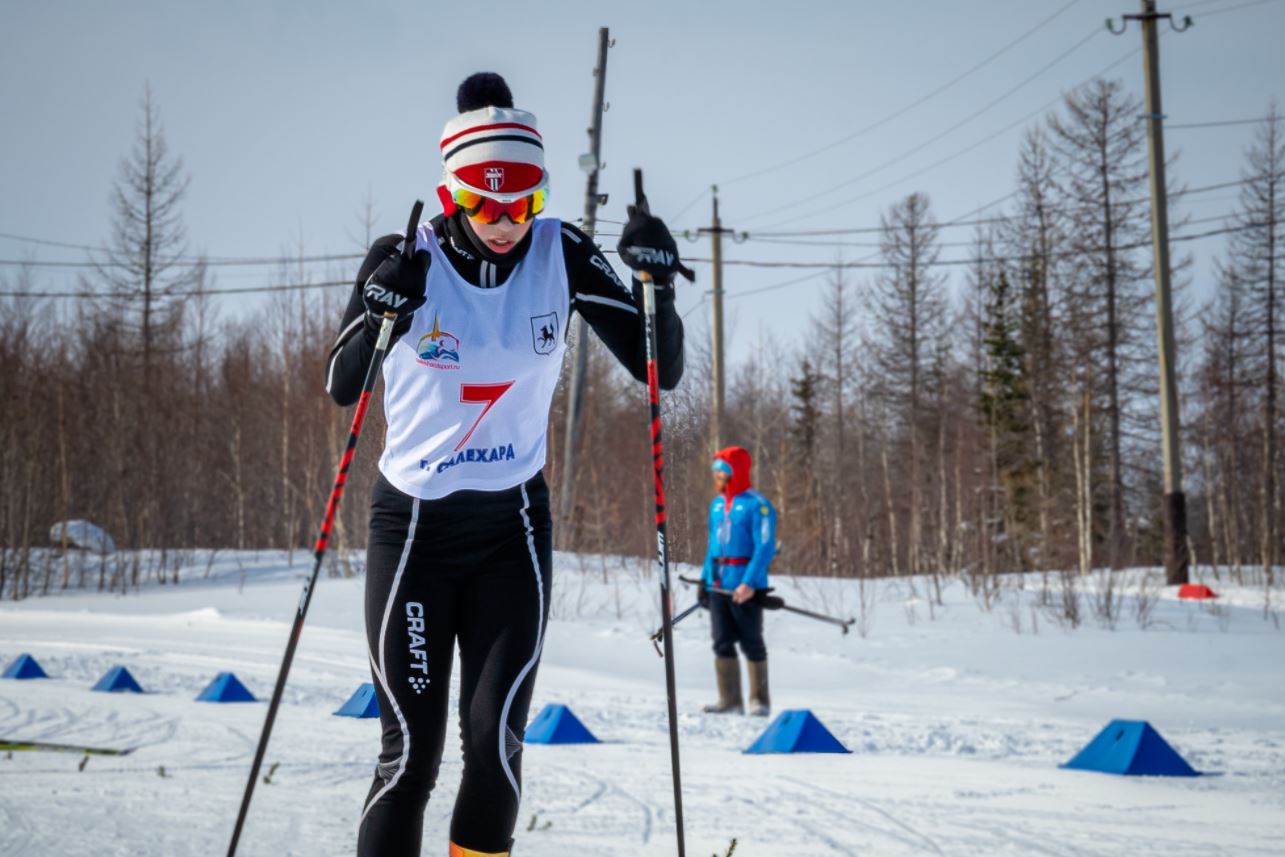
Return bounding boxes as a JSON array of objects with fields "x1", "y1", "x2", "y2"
[
  {"x1": 699, "y1": 446, "x2": 777, "y2": 717},
  {"x1": 325, "y1": 72, "x2": 687, "y2": 857}
]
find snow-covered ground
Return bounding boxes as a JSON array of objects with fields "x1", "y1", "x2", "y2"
[{"x1": 1, "y1": 551, "x2": 1282, "y2": 856}]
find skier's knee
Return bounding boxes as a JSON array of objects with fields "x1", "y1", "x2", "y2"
[
  {"x1": 375, "y1": 753, "x2": 440, "y2": 802},
  {"x1": 739, "y1": 640, "x2": 767, "y2": 662}
]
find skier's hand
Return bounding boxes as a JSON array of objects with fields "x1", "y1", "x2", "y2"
[
  {"x1": 617, "y1": 206, "x2": 694, "y2": 286},
  {"x1": 697, "y1": 585, "x2": 710, "y2": 609},
  {"x1": 362, "y1": 235, "x2": 428, "y2": 321},
  {"x1": 732, "y1": 583, "x2": 755, "y2": 605}
]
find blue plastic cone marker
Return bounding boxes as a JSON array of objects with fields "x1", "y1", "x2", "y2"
[
  {"x1": 524, "y1": 703, "x2": 600, "y2": 745},
  {"x1": 2, "y1": 653, "x2": 49, "y2": 680},
  {"x1": 1062, "y1": 719, "x2": 1199, "y2": 777},
  {"x1": 745, "y1": 709, "x2": 851, "y2": 754},
  {"x1": 92, "y1": 665, "x2": 144, "y2": 693},
  {"x1": 195, "y1": 672, "x2": 256, "y2": 703},
  {"x1": 334, "y1": 683, "x2": 380, "y2": 718}
]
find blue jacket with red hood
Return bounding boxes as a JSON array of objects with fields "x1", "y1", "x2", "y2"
[{"x1": 701, "y1": 446, "x2": 777, "y2": 592}]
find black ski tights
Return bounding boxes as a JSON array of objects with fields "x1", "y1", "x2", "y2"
[{"x1": 356, "y1": 472, "x2": 552, "y2": 856}]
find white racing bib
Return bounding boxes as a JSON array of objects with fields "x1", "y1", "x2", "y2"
[{"x1": 377, "y1": 218, "x2": 570, "y2": 500}]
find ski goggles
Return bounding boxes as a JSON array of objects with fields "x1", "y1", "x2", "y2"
[
  {"x1": 445, "y1": 174, "x2": 549, "y2": 225},
  {"x1": 712, "y1": 460, "x2": 733, "y2": 477},
  {"x1": 453, "y1": 186, "x2": 547, "y2": 224}
]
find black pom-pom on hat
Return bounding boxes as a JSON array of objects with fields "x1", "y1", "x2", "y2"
[{"x1": 457, "y1": 72, "x2": 514, "y2": 112}]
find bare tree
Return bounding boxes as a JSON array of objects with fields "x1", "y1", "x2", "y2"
[
  {"x1": 94, "y1": 85, "x2": 193, "y2": 396},
  {"x1": 1049, "y1": 78, "x2": 1152, "y2": 571},
  {"x1": 1229, "y1": 106, "x2": 1285, "y2": 583},
  {"x1": 1003, "y1": 127, "x2": 1070, "y2": 568},
  {"x1": 870, "y1": 193, "x2": 948, "y2": 576},
  {"x1": 811, "y1": 270, "x2": 861, "y2": 572},
  {"x1": 90, "y1": 85, "x2": 198, "y2": 553}
]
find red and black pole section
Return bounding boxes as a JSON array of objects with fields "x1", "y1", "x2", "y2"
[
  {"x1": 634, "y1": 169, "x2": 687, "y2": 857},
  {"x1": 225, "y1": 201, "x2": 423, "y2": 857}
]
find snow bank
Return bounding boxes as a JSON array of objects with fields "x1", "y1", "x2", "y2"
[{"x1": 0, "y1": 552, "x2": 1281, "y2": 856}]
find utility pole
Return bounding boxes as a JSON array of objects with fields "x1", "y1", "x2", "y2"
[
  {"x1": 558, "y1": 27, "x2": 611, "y2": 535},
  {"x1": 698, "y1": 186, "x2": 732, "y2": 452},
  {"x1": 1111, "y1": 2, "x2": 1191, "y2": 584}
]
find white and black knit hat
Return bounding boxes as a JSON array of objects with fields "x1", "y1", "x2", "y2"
[{"x1": 438, "y1": 73, "x2": 546, "y2": 200}]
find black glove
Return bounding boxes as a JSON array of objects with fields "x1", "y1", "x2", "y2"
[
  {"x1": 697, "y1": 585, "x2": 711, "y2": 609},
  {"x1": 617, "y1": 203, "x2": 695, "y2": 286},
  {"x1": 362, "y1": 237, "x2": 428, "y2": 333},
  {"x1": 755, "y1": 590, "x2": 785, "y2": 609}
]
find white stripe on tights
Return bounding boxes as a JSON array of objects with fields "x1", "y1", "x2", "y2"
[
  {"x1": 498, "y1": 483, "x2": 545, "y2": 801},
  {"x1": 360, "y1": 497, "x2": 420, "y2": 824}
]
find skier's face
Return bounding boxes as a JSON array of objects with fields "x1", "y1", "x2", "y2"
[
  {"x1": 712, "y1": 469, "x2": 729, "y2": 493},
  {"x1": 469, "y1": 213, "x2": 532, "y2": 255}
]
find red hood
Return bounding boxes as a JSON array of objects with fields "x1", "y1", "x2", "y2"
[{"x1": 714, "y1": 446, "x2": 753, "y2": 503}]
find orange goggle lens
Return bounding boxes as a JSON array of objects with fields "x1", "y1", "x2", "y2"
[{"x1": 453, "y1": 187, "x2": 547, "y2": 225}]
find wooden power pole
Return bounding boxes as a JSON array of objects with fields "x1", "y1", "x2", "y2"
[
  {"x1": 698, "y1": 186, "x2": 732, "y2": 452},
  {"x1": 558, "y1": 27, "x2": 612, "y2": 533},
  {"x1": 1112, "y1": 2, "x2": 1191, "y2": 584}
]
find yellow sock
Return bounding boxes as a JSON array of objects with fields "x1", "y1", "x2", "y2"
[{"x1": 449, "y1": 843, "x2": 509, "y2": 857}]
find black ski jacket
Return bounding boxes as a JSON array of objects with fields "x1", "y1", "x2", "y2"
[{"x1": 325, "y1": 212, "x2": 684, "y2": 405}]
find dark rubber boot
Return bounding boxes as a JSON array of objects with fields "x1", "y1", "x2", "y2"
[
  {"x1": 747, "y1": 658, "x2": 770, "y2": 717},
  {"x1": 702, "y1": 656, "x2": 744, "y2": 714}
]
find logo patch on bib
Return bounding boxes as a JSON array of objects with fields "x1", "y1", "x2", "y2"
[
  {"x1": 416, "y1": 313, "x2": 461, "y2": 370},
  {"x1": 530, "y1": 312, "x2": 559, "y2": 355}
]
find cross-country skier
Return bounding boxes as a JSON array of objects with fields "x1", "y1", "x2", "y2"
[
  {"x1": 700, "y1": 446, "x2": 777, "y2": 717},
  {"x1": 325, "y1": 72, "x2": 686, "y2": 857}
]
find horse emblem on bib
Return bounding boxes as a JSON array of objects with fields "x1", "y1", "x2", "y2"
[{"x1": 530, "y1": 312, "x2": 559, "y2": 355}]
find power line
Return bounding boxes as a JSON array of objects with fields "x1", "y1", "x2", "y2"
[
  {"x1": 715, "y1": 0, "x2": 1084, "y2": 189},
  {"x1": 760, "y1": 45, "x2": 1148, "y2": 229},
  {"x1": 670, "y1": 188, "x2": 710, "y2": 225},
  {"x1": 0, "y1": 252, "x2": 364, "y2": 270},
  {"x1": 2, "y1": 219, "x2": 1265, "y2": 299},
  {"x1": 1198, "y1": 0, "x2": 1283, "y2": 17},
  {"x1": 744, "y1": 173, "x2": 1271, "y2": 237},
  {"x1": 0, "y1": 230, "x2": 368, "y2": 267},
  {"x1": 747, "y1": 0, "x2": 1283, "y2": 233},
  {"x1": 676, "y1": 220, "x2": 1266, "y2": 272},
  {"x1": 742, "y1": 209, "x2": 1242, "y2": 248},
  {"x1": 1177, "y1": 0, "x2": 1256, "y2": 10},
  {"x1": 738, "y1": 25, "x2": 1108, "y2": 225},
  {"x1": 1168, "y1": 115, "x2": 1277, "y2": 129},
  {"x1": 0, "y1": 231, "x2": 105, "y2": 252},
  {"x1": 936, "y1": 191, "x2": 1021, "y2": 229},
  {"x1": 680, "y1": 298, "x2": 707, "y2": 321},
  {"x1": 724, "y1": 269, "x2": 834, "y2": 300},
  {"x1": 0, "y1": 280, "x2": 350, "y2": 299},
  {"x1": 1, "y1": 173, "x2": 1260, "y2": 272}
]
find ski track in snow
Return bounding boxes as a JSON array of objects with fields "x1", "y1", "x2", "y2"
[
  {"x1": 782, "y1": 776, "x2": 946, "y2": 855},
  {"x1": 1, "y1": 551, "x2": 1283, "y2": 856}
]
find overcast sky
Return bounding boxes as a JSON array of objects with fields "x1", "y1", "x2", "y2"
[{"x1": 3, "y1": 0, "x2": 1283, "y2": 367}]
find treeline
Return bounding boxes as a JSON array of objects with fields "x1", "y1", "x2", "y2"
[{"x1": 1, "y1": 81, "x2": 1282, "y2": 600}]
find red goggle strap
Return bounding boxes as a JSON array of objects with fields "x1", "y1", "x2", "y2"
[{"x1": 437, "y1": 184, "x2": 458, "y2": 217}]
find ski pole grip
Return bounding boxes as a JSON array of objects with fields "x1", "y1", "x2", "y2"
[
  {"x1": 374, "y1": 313, "x2": 398, "y2": 351},
  {"x1": 632, "y1": 169, "x2": 649, "y2": 216},
  {"x1": 402, "y1": 200, "x2": 424, "y2": 260}
]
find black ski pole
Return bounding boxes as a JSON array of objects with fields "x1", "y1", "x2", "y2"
[
  {"x1": 225, "y1": 201, "x2": 423, "y2": 857},
  {"x1": 634, "y1": 169, "x2": 687, "y2": 857},
  {"x1": 681, "y1": 576, "x2": 856, "y2": 635},
  {"x1": 651, "y1": 601, "x2": 702, "y2": 655},
  {"x1": 768, "y1": 599, "x2": 855, "y2": 634}
]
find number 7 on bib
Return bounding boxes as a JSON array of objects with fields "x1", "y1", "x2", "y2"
[{"x1": 455, "y1": 381, "x2": 514, "y2": 450}]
